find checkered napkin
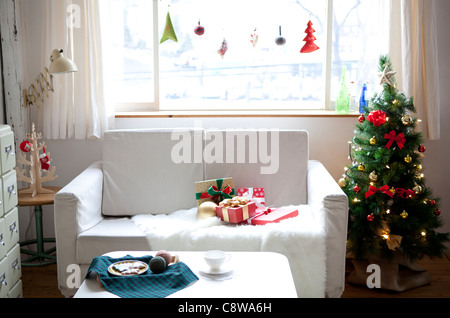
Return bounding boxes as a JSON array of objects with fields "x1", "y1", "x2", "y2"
[{"x1": 87, "y1": 255, "x2": 199, "y2": 298}]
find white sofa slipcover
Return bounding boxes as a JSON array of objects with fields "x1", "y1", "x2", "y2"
[{"x1": 54, "y1": 128, "x2": 348, "y2": 298}]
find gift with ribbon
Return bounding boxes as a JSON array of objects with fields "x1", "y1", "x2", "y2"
[
  {"x1": 216, "y1": 196, "x2": 257, "y2": 223},
  {"x1": 195, "y1": 178, "x2": 235, "y2": 206},
  {"x1": 384, "y1": 130, "x2": 406, "y2": 150},
  {"x1": 249, "y1": 207, "x2": 299, "y2": 225},
  {"x1": 237, "y1": 188, "x2": 265, "y2": 208},
  {"x1": 365, "y1": 185, "x2": 394, "y2": 199}
]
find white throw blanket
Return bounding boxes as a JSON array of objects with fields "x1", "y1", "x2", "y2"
[{"x1": 132, "y1": 205, "x2": 326, "y2": 297}]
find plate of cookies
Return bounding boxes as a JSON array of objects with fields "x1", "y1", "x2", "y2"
[{"x1": 108, "y1": 260, "x2": 149, "y2": 276}]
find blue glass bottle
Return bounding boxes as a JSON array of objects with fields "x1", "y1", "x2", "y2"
[{"x1": 359, "y1": 83, "x2": 368, "y2": 113}]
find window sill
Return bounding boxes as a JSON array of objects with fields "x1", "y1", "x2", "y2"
[{"x1": 115, "y1": 110, "x2": 360, "y2": 118}]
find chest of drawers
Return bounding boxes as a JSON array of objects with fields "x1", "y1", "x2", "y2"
[{"x1": 0, "y1": 125, "x2": 21, "y2": 298}]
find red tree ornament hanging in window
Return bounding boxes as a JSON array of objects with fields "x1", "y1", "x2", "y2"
[{"x1": 300, "y1": 20, "x2": 319, "y2": 53}]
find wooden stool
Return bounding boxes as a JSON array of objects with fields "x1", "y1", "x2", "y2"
[{"x1": 18, "y1": 186, "x2": 61, "y2": 267}]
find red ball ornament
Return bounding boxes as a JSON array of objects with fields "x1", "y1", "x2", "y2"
[
  {"x1": 429, "y1": 199, "x2": 436, "y2": 206},
  {"x1": 418, "y1": 145, "x2": 426, "y2": 153},
  {"x1": 20, "y1": 140, "x2": 32, "y2": 152},
  {"x1": 367, "y1": 214, "x2": 374, "y2": 222},
  {"x1": 353, "y1": 185, "x2": 361, "y2": 193},
  {"x1": 434, "y1": 209, "x2": 441, "y2": 216},
  {"x1": 358, "y1": 115, "x2": 365, "y2": 123},
  {"x1": 194, "y1": 21, "x2": 205, "y2": 36}
]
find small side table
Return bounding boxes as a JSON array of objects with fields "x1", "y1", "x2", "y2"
[{"x1": 18, "y1": 186, "x2": 61, "y2": 267}]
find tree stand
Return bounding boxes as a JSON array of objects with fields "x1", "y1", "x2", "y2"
[{"x1": 348, "y1": 251, "x2": 431, "y2": 292}]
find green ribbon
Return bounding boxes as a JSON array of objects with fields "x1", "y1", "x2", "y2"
[{"x1": 196, "y1": 178, "x2": 235, "y2": 201}]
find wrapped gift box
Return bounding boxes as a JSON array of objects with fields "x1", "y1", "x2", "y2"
[
  {"x1": 195, "y1": 178, "x2": 235, "y2": 206},
  {"x1": 216, "y1": 201, "x2": 257, "y2": 223},
  {"x1": 250, "y1": 207, "x2": 298, "y2": 225},
  {"x1": 237, "y1": 188, "x2": 265, "y2": 207}
]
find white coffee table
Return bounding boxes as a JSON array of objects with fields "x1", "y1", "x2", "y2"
[{"x1": 74, "y1": 251, "x2": 298, "y2": 298}]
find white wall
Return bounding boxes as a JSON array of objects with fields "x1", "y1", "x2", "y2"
[{"x1": 18, "y1": 0, "x2": 450, "y2": 250}]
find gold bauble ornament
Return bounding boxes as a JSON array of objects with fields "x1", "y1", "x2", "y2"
[
  {"x1": 358, "y1": 164, "x2": 365, "y2": 171},
  {"x1": 197, "y1": 201, "x2": 218, "y2": 219},
  {"x1": 338, "y1": 177, "x2": 347, "y2": 188},
  {"x1": 413, "y1": 184, "x2": 423, "y2": 194},
  {"x1": 404, "y1": 155, "x2": 412, "y2": 163},
  {"x1": 369, "y1": 171, "x2": 378, "y2": 182},
  {"x1": 401, "y1": 210, "x2": 408, "y2": 219},
  {"x1": 401, "y1": 115, "x2": 413, "y2": 126},
  {"x1": 370, "y1": 137, "x2": 377, "y2": 145}
]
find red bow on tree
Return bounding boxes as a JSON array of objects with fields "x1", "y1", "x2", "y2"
[
  {"x1": 395, "y1": 188, "x2": 416, "y2": 198},
  {"x1": 365, "y1": 185, "x2": 394, "y2": 199},
  {"x1": 384, "y1": 130, "x2": 406, "y2": 150},
  {"x1": 367, "y1": 110, "x2": 387, "y2": 127}
]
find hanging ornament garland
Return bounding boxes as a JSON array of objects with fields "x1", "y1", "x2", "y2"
[
  {"x1": 300, "y1": 20, "x2": 319, "y2": 53},
  {"x1": 218, "y1": 38, "x2": 228, "y2": 58},
  {"x1": 194, "y1": 20, "x2": 205, "y2": 36},
  {"x1": 250, "y1": 28, "x2": 258, "y2": 48},
  {"x1": 275, "y1": 26, "x2": 286, "y2": 46},
  {"x1": 160, "y1": 9, "x2": 178, "y2": 44}
]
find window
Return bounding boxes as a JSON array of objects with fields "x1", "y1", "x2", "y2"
[{"x1": 101, "y1": 0, "x2": 389, "y2": 112}]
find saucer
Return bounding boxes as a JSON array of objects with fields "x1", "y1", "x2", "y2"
[{"x1": 199, "y1": 265, "x2": 233, "y2": 276}]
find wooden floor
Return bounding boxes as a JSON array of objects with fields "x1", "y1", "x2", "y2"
[{"x1": 20, "y1": 254, "x2": 450, "y2": 298}]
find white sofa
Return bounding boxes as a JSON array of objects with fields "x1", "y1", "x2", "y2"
[{"x1": 54, "y1": 128, "x2": 348, "y2": 298}]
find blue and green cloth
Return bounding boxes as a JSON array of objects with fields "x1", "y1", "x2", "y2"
[{"x1": 87, "y1": 255, "x2": 198, "y2": 298}]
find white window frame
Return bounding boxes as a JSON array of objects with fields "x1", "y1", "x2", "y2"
[{"x1": 115, "y1": 0, "x2": 338, "y2": 113}]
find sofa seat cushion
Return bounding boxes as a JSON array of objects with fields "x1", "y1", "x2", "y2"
[{"x1": 76, "y1": 217, "x2": 150, "y2": 264}]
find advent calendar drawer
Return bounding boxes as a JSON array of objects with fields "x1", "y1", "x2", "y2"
[
  {"x1": 0, "y1": 182, "x2": 3, "y2": 218},
  {"x1": 1, "y1": 170, "x2": 17, "y2": 214},
  {"x1": 7, "y1": 279, "x2": 22, "y2": 298},
  {"x1": 0, "y1": 218, "x2": 6, "y2": 259},
  {"x1": 0, "y1": 244, "x2": 21, "y2": 298},
  {"x1": 3, "y1": 208, "x2": 19, "y2": 252},
  {"x1": 0, "y1": 128, "x2": 15, "y2": 175},
  {"x1": 0, "y1": 255, "x2": 8, "y2": 298},
  {"x1": 5, "y1": 244, "x2": 21, "y2": 290}
]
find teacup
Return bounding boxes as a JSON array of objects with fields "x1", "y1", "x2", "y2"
[{"x1": 204, "y1": 250, "x2": 231, "y2": 272}]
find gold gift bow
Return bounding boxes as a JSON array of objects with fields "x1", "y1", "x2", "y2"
[
  {"x1": 221, "y1": 204, "x2": 249, "y2": 222},
  {"x1": 377, "y1": 222, "x2": 403, "y2": 250}
]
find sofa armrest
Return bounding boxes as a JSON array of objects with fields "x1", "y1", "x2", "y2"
[
  {"x1": 54, "y1": 161, "x2": 104, "y2": 296},
  {"x1": 307, "y1": 160, "x2": 348, "y2": 298}
]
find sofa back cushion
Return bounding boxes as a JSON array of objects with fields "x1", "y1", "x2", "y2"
[
  {"x1": 204, "y1": 130, "x2": 309, "y2": 206},
  {"x1": 102, "y1": 128, "x2": 204, "y2": 216}
]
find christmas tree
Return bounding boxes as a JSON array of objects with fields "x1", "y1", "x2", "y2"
[
  {"x1": 340, "y1": 55, "x2": 448, "y2": 262},
  {"x1": 300, "y1": 20, "x2": 319, "y2": 53}
]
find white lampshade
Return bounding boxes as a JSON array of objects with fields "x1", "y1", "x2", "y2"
[{"x1": 48, "y1": 49, "x2": 78, "y2": 74}]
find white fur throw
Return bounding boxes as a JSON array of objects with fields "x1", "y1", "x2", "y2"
[{"x1": 132, "y1": 205, "x2": 326, "y2": 297}]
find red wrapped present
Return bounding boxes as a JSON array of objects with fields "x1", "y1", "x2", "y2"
[
  {"x1": 216, "y1": 197, "x2": 257, "y2": 223},
  {"x1": 250, "y1": 207, "x2": 298, "y2": 225},
  {"x1": 237, "y1": 188, "x2": 265, "y2": 207}
]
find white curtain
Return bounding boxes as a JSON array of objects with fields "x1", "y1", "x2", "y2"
[
  {"x1": 389, "y1": 0, "x2": 440, "y2": 140},
  {"x1": 42, "y1": 0, "x2": 114, "y2": 140}
]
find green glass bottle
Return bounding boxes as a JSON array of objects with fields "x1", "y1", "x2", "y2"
[{"x1": 336, "y1": 66, "x2": 349, "y2": 114}]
